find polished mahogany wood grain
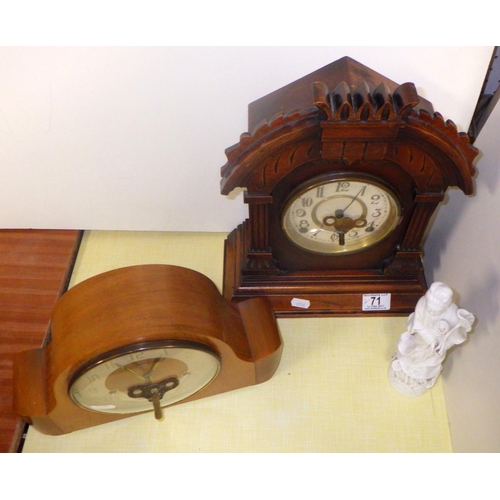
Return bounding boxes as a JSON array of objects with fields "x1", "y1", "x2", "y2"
[{"x1": 0, "y1": 229, "x2": 82, "y2": 452}]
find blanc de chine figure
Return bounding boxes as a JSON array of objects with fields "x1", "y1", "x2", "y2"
[{"x1": 389, "y1": 282, "x2": 475, "y2": 397}]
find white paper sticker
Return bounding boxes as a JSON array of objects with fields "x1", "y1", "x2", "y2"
[
  {"x1": 291, "y1": 298, "x2": 311, "y2": 309},
  {"x1": 362, "y1": 293, "x2": 391, "y2": 311}
]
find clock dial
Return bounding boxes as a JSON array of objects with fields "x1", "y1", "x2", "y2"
[
  {"x1": 282, "y1": 177, "x2": 401, "y2": 255},
  {"x1": 69, "y1": 340, "x2": 220, "y2": 418}
]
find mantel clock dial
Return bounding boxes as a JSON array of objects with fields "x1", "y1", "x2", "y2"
[
  {"x1": 221, "y1": 56, "x2": 479, "y2": 317},
  {"x1": 281, "y1": 176, "x2": 401, "y2": 255},
  {"x1": 13, "y1": 265, "x2": 282, "y2": 435},
  {"x1": 69, "y1": 340, "x2": 221, "y2": 420}
]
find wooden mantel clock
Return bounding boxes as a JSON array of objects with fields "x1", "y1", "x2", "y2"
[
  {"x1": 221, "y1": 56, "x2": 479, "y2": 317},
  {"x1": 13, "y1": 265, "x2": 282, "y2": 435}
]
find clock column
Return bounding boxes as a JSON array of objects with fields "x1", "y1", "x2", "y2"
[
  {"x1": 242, "y1": 193, "x2": 279, "y2": 275},
  {"x1": 385, "y1": 193, "x2": 445, "y2": 277}
]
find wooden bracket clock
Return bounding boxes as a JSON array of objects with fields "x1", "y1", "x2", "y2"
[
  {"x1": 13, "y1": 265, "x2": 282, "y2": 435},
  {"x1": 221, "y1": 56, "x2": 479, "y2": 317}
]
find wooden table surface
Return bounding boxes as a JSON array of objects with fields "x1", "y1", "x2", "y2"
[{"x1": 0, "y1": 229, "x2": 81, "y2": 452}]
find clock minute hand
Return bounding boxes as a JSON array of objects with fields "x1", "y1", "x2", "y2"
[
  {"x1": 341, "y1": 187, "x2": 365, "y2": 213},
  {"x1": 117, "y1": 357, "x2": 161, "y2": 382},
  {"x1": 144, "y1": 358, "x2": 162, "y2": 378},
  {"x1": 117, "y1": 364, "x2": 146, "y2": 381}
]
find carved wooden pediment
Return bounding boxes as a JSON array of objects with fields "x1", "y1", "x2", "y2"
[{"x1": 221, "y1": 57, "x2": 477, "y2": 198}]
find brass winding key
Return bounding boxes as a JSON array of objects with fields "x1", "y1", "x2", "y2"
[{"x1": 127, "y1": 377, "x2": 180, "y2": 420}]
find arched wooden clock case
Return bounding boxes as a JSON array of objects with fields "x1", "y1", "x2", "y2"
[
  {"x1": 13, "y1": 265, "x2": 282, "y2": 435},
  {"x1": 221, "y1": 57, "x2": 478, "y2": 317}
]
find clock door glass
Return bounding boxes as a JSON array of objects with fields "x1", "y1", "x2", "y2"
[
  {"x1": 69, "y1": 341, "x2": 220, "y2": 415},
  {"x1": 282, "y1": 178, "x2": 401, "y2": 255}
]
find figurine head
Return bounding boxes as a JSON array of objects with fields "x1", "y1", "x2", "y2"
[{"x1": 425, "y1": 282, "x2": 453, "y2": 315}]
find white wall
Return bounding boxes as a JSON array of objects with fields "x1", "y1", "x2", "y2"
[
  {"x1": 424, "y1": 96, "x2": 500, "y2": 452},
  {"x1": 0, "y1": 46, "x2": 493, "y2": 231}
]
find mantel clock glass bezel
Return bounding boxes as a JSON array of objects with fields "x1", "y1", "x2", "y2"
[{"x1": 280, "y1": 173, "x2": 402, "y2": 256}]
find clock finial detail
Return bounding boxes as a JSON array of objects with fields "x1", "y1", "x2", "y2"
[{"x1": 313, "y1": 80, "x2": 420, "y2": 122}]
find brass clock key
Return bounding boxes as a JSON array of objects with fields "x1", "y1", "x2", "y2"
[
  {"x1": 127, "y1": 377, "x2": 180, "y2": 420},
  {"x1": 282, "y1": 178, "x2": 401, "y2": 255}
]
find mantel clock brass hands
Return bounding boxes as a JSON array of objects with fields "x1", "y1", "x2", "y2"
[{"x1": 311, "y1": 185, "x2": 370, "y2": 247}]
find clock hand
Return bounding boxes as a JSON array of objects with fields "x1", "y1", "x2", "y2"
[
  {"x1": 322, "y1": 214, "x2": 367, "y2": 245},
  {"x1": 144, "y1": 357, "x2": 162, "y2": 378},
  {"x1": 117, "y1": 364, "x2": 145, "y2": 381},
  {"x1": 117, "y1": 357, "x2": 162, "y2": 382},
  {"x1": 323, "y1": 190, "x2": 368, "y2": 230},
  {"x1": 340, "y1": 187, "x2": 365, "y2": 214}
]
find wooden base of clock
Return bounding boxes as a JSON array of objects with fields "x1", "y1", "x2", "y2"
[
  {"x1": 223, "y1": 223, "x2": 427, "y2": 317},
  {"x1": 13, "y1": 265, "x2": 282, "y2": 435}
]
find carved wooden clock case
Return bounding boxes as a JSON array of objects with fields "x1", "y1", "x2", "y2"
[{"x1": 221, "y1": 57, "x2": 478, "y2": 317}]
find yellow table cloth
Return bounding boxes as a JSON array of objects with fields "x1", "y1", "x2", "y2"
[{"x1": 22, "y1": 231, "x2": 452, "y2": 452}]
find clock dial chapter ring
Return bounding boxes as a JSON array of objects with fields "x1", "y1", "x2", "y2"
[
  {"x1": 281, "y1": 177, "x2": 401, "y2": 255},
  {"x1": 69, "y1": 340, "x2": 221, "y2": 418}
]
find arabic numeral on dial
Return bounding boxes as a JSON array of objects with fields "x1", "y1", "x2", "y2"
[
  {"x1": 316, "y1": 186, "x2": 324, "y2": 198},
  {"x1": 103, "y1": 361, "x2": 116, "y2": 372},
  {"x1": 299, "y1": 220, "x2": 309, "y2": 233},
  {"x1": 372, "y1": 208, "x2": 382, "y2": 218},
  {"x1": 336, "y1": 182, "x2": 350, "y2": 192},
  {"x1": 295, "y1": 209, "x2": 306, "y2": 217},
  {"x1": 301, "y1": 197, "x2": 313, "y2": 208},
  {"x1": 128, "y1": 352, "x2": 145, "y2": 361},
  {"x1": 371, "y1": 194, "x2": 381, "y2": 204}
]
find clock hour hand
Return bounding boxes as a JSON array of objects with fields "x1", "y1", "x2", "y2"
[
  {"x1": 118, "y1": 357, "x2": 162, "y2": 381},
  {"x1": 117, "y1": 363, "x2": 145, "y2": 381}
]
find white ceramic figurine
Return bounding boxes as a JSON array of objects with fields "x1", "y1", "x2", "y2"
[{"x1": 389, "y1": 282, "x2": 475, "y2": 397}]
